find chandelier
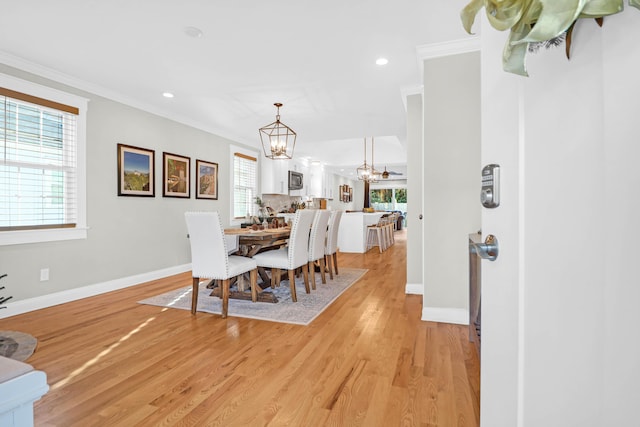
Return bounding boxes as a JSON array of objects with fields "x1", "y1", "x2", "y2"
[
  {"x1": 259, "y1": 102, "x2": 297, "y2": 159},
  {"x1": 356, "y1": 137, "x2": 380, "y2": 182}
]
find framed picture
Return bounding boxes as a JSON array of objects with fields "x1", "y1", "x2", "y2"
[
  {"x1": 117, "y1": 143, "x2": 155, "y2": 197},
  {"x1": 196, "y1": 159, "x2": 219, "y2": 200},
  {"x1": 163, "y1": 152, "x2": 190, "y2": 198}
]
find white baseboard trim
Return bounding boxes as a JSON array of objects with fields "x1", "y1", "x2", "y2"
[
  {"x1": 422, "y1": 307, "x2": 469, "y2": 325},
  {"x1": 405, "y1": 283, "x2": 423, "y2": 295},
  {"x1": 0, "y1": 264, "x2": 191, "y2": 319}
]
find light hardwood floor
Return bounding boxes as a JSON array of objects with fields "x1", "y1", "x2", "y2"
[{"x1": 0, "y1": 229, "x2": 479, "y2": 426}]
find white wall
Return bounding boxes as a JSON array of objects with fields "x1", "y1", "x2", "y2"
[
  {"x1": 327, "y1": 173, "x2": 357, "y2": 212},
  {"x1": 601, "y1": 9, "x2": 640, "y2": 425},
  {"x1": 0, "y1": 64, "x2": 247, "y2": 305},
  {"x1": 480, "y1": 8, "x2": 640, "y2": 426},
  {"x1": 406, "y1": 93, "x2": 423, "y2": 292},
  {"x1": 422, "y1": 52, "x2": 481, "y2": 324}
]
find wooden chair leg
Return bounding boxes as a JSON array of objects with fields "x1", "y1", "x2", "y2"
[
  {"x1": 191, "y1": 277, "x2": 199, "y2": 314},
  {"x1": 319, "y1": 257, "x2": 327, "y2": 284},
  {"x1": 309, "y1": 261, "x2": 316, "y2": 290},
  {"x1": 288, "y1": 269, "x2": 297, "y2": 302},
  {"x1": 271, "y1": 268, "x2": 277, "y2": 289},
  {"x1": 250, "y1": 269, "x2": 258, "y2": 302},
  {"x1": 333, "y1": 253, "x2": 339, "y2": 275},
  {"x1": 302, "y1": 265, "x2": 310, "y2": 294},
  {"x1": 326, "y1": 255, "x2": 334, "y2": 280},
  {"x1": 221, "y1": 279, "x2": 230, "y2": 318}
]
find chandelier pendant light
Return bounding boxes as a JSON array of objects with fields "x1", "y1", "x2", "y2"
[
  {"x1": 356, "y1": 137, "x2": 381, "y2": 182},
  {"x1": 369, "y1": 136, "x2": 381, "y2": 183},
  {"x1": 259, "y1": 102, "x2": 297, "y2": 159},
  {"x1": 356, "y1": 137, "x2": 373, "y2": 181}
]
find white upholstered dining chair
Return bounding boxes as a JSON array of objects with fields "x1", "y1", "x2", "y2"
[
  {"x1": 252, "y1": 209, "x2": 315, "y2": 302},
  {"x1": 184, "y1": 211, "x2": 258, "y2": 318},
  {"x1": 308, "y1": 210, "x2": 331, "y2": 290},
  {"x1": 324, "y1": 210, "x2": 343, "y2": 279}
]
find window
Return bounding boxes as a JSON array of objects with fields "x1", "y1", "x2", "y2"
[
  {"x1": 233, "y1": 152, "x2": 257, "y2": 219},
  {"x1": 0, "y1": 74, "x2": 87, "y2": 245},
  {"x1": 369, "y1": 187, "x2": 407, "y2": 212}
]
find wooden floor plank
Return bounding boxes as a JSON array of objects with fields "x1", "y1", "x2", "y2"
[{"x1": 0, "y1": 228, "x2": 480, "y2": 426}]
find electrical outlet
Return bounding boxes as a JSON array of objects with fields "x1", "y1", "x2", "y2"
[{"x1": 40, "y1": 268, "x2": 49, "y2": 281}]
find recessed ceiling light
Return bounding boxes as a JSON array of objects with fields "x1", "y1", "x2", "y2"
[
  {"x1": 162, "y1": 92, "x2": 174, "y2": 98},
  {"x1": 376, "y1": 57, "x2": 389, "y2": 66},
  {"x1": 184, "y1": 26, "x2": 203, "y2": 38}
]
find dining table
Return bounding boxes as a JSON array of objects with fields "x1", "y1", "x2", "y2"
[{"x1": 207, "y1": 226, "x2": 291, "y2": 303}]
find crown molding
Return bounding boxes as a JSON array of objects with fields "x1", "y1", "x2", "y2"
[
  {"x1": 416, "y1": 37, "x2": 481, "y2": 76},
  {"x1": 0, "y1": 50, "x2": 250, "y2": 146}
]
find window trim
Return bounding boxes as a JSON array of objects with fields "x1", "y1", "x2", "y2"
[
  {"x1": 0, "y1": 73, "x2": 88, "y2": 246},
  {"x1": 229, "y1": 145, "x2": 259, "y2": 226}
]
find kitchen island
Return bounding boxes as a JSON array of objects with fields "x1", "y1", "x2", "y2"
[{"x1": 337, "y1": 212, "x2": 384, "y2": 253}]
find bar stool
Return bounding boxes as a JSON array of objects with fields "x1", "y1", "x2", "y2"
[{"x1": 366, "y1": 216, "x2": 388, "y2": 253}]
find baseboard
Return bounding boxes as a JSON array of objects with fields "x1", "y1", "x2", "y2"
[
  {"x1": 422, "y1": 307, "x2": 469, "y2": 325},
  {"x1": 0, "y1": 264, "x2": 191, "y2": 319},
  {"x1": 405, "y1": 283, "x2": 423, "y2": 295}
]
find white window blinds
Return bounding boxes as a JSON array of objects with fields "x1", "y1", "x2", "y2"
[
  {"x1": 0, "y1": 87, "x2": 79, "y2": 230},
  {"x1": 233, "y1": 152, "x2": 257, "y2": 219}
]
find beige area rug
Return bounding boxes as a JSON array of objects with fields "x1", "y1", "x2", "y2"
[
  {"x1": 0, "y1": 330, "x2": 38, "y2": 361},
  {"x1": 138, "y1": 268, "x2": 367, "y2": 325}
]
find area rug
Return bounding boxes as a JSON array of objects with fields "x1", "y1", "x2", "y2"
[
  {"x1": 138, "y1": 268, "x2": 367, "y2": 325},
  {"x1": 0, "y1": 330, "x2": 38, "y2": 361}
]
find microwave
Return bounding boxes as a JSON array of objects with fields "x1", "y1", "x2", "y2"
[{"x1": 288, "y1": 170, "x2": 304, "y2": 190}]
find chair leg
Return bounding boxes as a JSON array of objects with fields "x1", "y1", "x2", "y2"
[
  {"x1": 309, "y1": 261, "x2": 316, "y2": 290},
  {"x1": 302, "y1": 265, "x2": 310, "y2": 294},
  {"x1": 250, "y1": 269, "x2": 258, "y2": 302},
  {"x1": 333, "y1": 253, "x2": 339, "y2": 275},
  {"x1": 271, "y1": 268, "x2": 278, "y2": 289},
  {"x1": 319, "y1": 257, "x2": 327, "y2": 284},
  {"x1": 288, "y1": 269, "x2": 297, "y2": 302},
  {"x1": 191, "y1": 277, "x2": 199, "y2": 314},
  {"x1": 221, "y1": 279, "x2": 230, "y2": 318},
  {"x1": 326, "y1": 254, "x2": 334, "y2": 280},
  {"x1": 377, "y1": 228, "x2": 384, "y2": 253}
]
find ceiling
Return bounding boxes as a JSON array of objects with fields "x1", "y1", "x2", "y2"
[{"x1": 1, "y1": 0, "x2": 471, "y2": 180}]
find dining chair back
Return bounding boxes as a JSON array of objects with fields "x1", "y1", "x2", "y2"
[
  {"x1": 185, "y1": 211, "x2": 257, "y2": 318},
  {"x1": 308, "y1": 210, "x2": 331, "y2": 289},
  {"x1": 324, "y1": 210, "x2": 343, "y2": 279},
  {"x1": 252, "y1": 209, "x2": 315, "y2": 302}
]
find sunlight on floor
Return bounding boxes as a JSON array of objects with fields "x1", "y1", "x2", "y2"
[
  {"x1": 166, "y1": 287, "x2": 191, "y2": 306},
  {"x1": 50, "y1": 315, "x2": 157, "y2": 390}
]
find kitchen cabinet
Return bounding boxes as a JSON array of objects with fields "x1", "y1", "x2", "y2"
[
  {"x1": 323, "y1": 171, "x2": 334, "y2": 199},
  {"x1": 261, "y1": 158, "x2": 289, "y2": 195}
]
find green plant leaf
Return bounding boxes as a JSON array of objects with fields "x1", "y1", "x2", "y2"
[
  {"x1": 461, "y1": 0, "x2": 485, "y2": 34},
  {"x1": 515, "y1": 0, "x2": 588, "y2": 44},
  {"x1": 579, "y1": 0, "x2": 623, "y2": 17}
]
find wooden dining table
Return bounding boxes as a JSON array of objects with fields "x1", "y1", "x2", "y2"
[{"x1": 207, "y1": 226, "x2": 291, "y2": 303}]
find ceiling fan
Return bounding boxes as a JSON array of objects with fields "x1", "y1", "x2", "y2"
[{"x1": 381, "y1": 166, "x2": 402, "y2": 179}]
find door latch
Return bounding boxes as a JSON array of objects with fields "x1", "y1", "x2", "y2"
[{"x1": 469, "y1": 234, "x2": 499, "y2": 261}]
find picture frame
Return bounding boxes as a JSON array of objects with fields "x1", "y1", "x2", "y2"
[
  {"x1": 339, "y1": 184, "x2": 352, "y2": 203},
  {"x1": 163, "y1": 152, "x2": 191, "y2": 198},
  {"x1": 196, "y1": 159, "x2": 218, "y2": 200},
  {"x1": 117, "y1": 143, "x2": 155, "y2": 197}
]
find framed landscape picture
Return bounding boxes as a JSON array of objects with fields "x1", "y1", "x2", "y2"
[
  {"x1": 196, "y1": 159, "x2": 218, "y2": 200},
  {"x1": 117, "y1": 143, "x2": 155, "y2": 197},
  {"x1": 163, "y1": 152, "x2": 190, "y2": 198}
]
